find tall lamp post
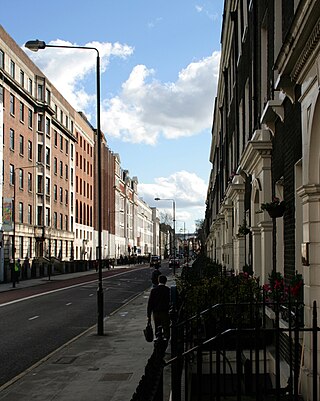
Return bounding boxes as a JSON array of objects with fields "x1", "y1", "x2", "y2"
[
  {"x1": 154, "y1": 197, "x2": 176, "y2": 274},
  {"x1": 25, "y1": 40, "x2": 104, "y2": 335}
]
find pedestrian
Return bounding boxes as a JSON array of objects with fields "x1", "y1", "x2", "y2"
[
  {"x1": 147, "y1": 275, "x2": 171, "y2": 339},
  {"x1": 151, "y1": 265, "x2": 161, "y2": 288},
  {"x1": 15, "y1": 259, "x2": 21, "y2": 283}
]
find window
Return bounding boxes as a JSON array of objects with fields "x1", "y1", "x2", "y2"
[
  {"x1": 10, "y1": 94, "x2": 15, "y2": 114},
  {"x1": 0, "y1": 49, "x2": 4, "y2": 68},
  {"x1": 70, "y1": 120, "x2": 74, "y2": 133},
  {"x1": 54, "y1": 184, "x2": 57, "y2": 201},
  {"x1": 45, "y1": 117, "x2": 50, "y2": 136},
  {"x1": 65, "y1": 215, "x2": 68, "y2": 231},
  {"x1": 65, "y1": 165, "x2": 68, "y2": 180},
  {"x1": 19, "y1": 135, "x2": 24, "y2": 155},
  {"x1": 45, "y1": 147, "x2": 50, "y2": 166},
  {"x1": 28, "y1": 204, "x2": 32, "y2": 224},
  {"x1": 28, "y1": 140, "x2": 32, "y2": 160},
  {"x1": 19, "y1": 169, "x2": 23, "y2": 189},
  {"x1": 37, "y1": 114, "x2": 44, "y2": 132},
  {"x1": 10, "y1": 164, "x2": 14, "y2": 185},
  {"x1": 28, "y1": 108, "x2": 33, "y2": 128},
  {"x1": 45, "y1": 177, "x2": 50, "y2": 195},
  {"x1": 18, "y1": 202, "x2": 23, "y2": 223},
  {"x1": 10, "y1": 60, "x2": 15, "y2": 79},
  {"x1": 9, "y1": 129, "x2": 14, "y2": 150},
  {"x1": 60, "y1": 110, "x2": 63, "y2": 123},
  {"x1": 28, "y1": 172, "x2": 32, "y2": 191},
  {"x1": 60, "y1": 134, "x2": 63, "y2": 151},
  {"x1": 60, "y1": 187, "x2": 63, "y2": 203},
  {"x1": 37, "y1": 206, "x2": 43, "y2": 226},
  {"x1": 71, "y1": 168, "x2": 74, "y2": 186},
  {"x1": 65, "y1": 115, "x2": 68, "y2": 129},
  {"x1": 65, "y1": 189, "x2": 68, "y2": 204},
  {"x1": 65, "y1": 139, "x2": 69, "y2": 154},
  {"x1": 60, "y1": 213, "x2": 63, "y2": 229},
  {"x1": 19, "y1": 236, "x2": 23, "y2": 258},
  {"x1": 53, "y1": 212, "x2": 57, "y2": 228},
  {"x1": 20, "y1": 69, "x2": 25, "y2": 87},
  {"x1": 28, "y1": 78, "x2": 33, "y2": 95},
  {"x1": 60, "y1": 161, "x2": 63, "y2": 177},
  {"x1": 0, "y1": 85, "x2": 3, "y2": 104},
  {"x1": 45, "y1": 207, "x2": 50, "y2": 226},
  {"x1": 37, "y1": 144, "x2": 43, "y2": 163},
  {"x1": 37, "y1": 175, "x2": 43, "y2": 194},
  {"x1": 71, "y1": 144, "x2": 74, "y2": 159},
  {"x1": 19, "y1": 102, "x2": 24, "y2": 122},
  {"x1": 54, "y1": 104, "x2": 57, "y2": 117},
  {"x1": 53, "y1": 157, "x2": 57, "y2": 174},
  {"x1": 45, "y1": 89, "x2": 51, "y2": 105},
  {"x1": 37, "y1": 84, "x2": 43, "y2": 101}
]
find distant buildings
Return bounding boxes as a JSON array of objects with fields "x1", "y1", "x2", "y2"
[{"x1": 0, "y1": 25, "x2": 160, "y2": 281}]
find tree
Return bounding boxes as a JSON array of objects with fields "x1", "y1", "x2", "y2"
[
  {"x1": 159, "y1": 211, "x2": 173, "y2": 226},
  {"x1": 195, "y1": 219, "x2": 205, "y2": 254}
]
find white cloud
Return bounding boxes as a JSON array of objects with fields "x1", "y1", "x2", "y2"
[
  {"x1": 138, "y1": 170, "x2": 207, "y2": 231},
  {"x1": 102, "y1": 51, "x2": 220, "y2": 145},
  {"x1": 24, "y1": 39, "x2": 134, "y2": 114}
]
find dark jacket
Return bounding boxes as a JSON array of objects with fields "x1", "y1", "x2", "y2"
[
  {"x1": 151, "y1": 268, "x2": 161, "y2": 286},
  {"x1": 147, "y1": 284, "x2": 170, "y2": 319}
]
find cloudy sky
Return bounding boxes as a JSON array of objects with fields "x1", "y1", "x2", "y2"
[{"x1": 2, "y1": 0, "x2": 223, "y2": 232}]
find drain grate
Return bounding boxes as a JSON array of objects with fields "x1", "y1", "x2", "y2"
[
  {"x1": 100, "y1": 372, "x2": 133, "y2": 382},
  {"x1": 53, "y1": 356, "x2": 78, "y2": 364}
]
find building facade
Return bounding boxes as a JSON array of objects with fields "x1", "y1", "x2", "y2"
[
  {"x1": 205, "y1": 1, "x2": 320, "y2": 398},
  {"x1": 0, "y1": 26, "x2": 159, "y2": 280}
]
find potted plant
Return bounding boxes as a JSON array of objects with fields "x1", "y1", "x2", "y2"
[
  {"x1": 260, "y1": 197, "x2": 285, "y2": 218},
  {"x1": 237, "y1": 220, "x2": 250, "y2": 236}
]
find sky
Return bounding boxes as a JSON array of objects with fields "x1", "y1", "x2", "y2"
[{"x1": 2, "y1": 0, "x2": 223, "y2": 233}]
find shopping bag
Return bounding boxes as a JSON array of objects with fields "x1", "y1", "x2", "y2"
[{"x1": 143, "y1": 321, "x2": 154, "y2": 342}]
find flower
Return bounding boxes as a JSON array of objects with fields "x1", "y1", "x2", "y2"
[
  {"x1": 260, "y1": 197, "x2": 282, "y2": 211},
  {"x1": 263, "y1": 271, "x2": 303, "y2": 304}
]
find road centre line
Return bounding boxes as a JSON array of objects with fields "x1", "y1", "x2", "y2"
[{"x1": 28, "y1": 315, "x2": 39, "y2": 321}]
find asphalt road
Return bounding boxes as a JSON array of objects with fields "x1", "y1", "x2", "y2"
[{"x1": 0, "y1": 263, "x2": 171, "y2": 387}]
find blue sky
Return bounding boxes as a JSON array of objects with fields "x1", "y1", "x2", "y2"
[{"x1": 2, "y1": 0, "x2": 223, "y2": 232}]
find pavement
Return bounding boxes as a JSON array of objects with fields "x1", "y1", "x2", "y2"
[{"x1": 0, "y1": 265, "x2": 175, "y2": 401}]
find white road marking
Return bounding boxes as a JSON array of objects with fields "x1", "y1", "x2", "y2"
[
  {"x1": 28, "y1": 315, "x2": 39, "y2": 321},
  {"x1": 66, "y1": 302, "x2": 72, "y2": 306}
]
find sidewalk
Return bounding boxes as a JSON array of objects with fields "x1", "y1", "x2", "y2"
[{"x1": 0, "y1": 267, "x2": 175, "y2": 401}]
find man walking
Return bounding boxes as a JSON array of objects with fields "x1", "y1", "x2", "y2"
[{"x1": 147, "y1": 275, "x2": 171, "y2": 339}]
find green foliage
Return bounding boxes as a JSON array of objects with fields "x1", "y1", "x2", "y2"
[{"x1": 177, "y1": 258, "x2": 261, "y2": 320}]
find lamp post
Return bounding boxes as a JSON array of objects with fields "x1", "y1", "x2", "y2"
[
  {"x1": 25, "y1": 39, "x2": 104, "y2": 335},
  {"x1": 154, "y1": 197, "x2": 176, "y2": 274}
]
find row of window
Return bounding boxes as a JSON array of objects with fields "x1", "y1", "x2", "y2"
[
  {"x1": 15, "y1": 202, "x2": 72, "y2": 231},
  {"x1": 1, "y1": 48, "x2": 75, "y2": 135},
  {"x1": 75, "y1": 176, "x2": 93, "y2": 200},
  {"x1": 15, "y1": 236, "x2": 72, "y2": 261},
  {"x1": 75, "y1": 151, "x2": 93, "y2": 176}
]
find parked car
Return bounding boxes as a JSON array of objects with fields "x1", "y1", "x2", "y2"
[
  {"x1": 169, "y1": 258, "x2": 180, "y2": 269},
  {"x1": 150, "y1": 255, "x2": 161, "y2": 268}
]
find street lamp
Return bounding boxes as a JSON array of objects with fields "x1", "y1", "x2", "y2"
[
  {"x1": 154, "y1": 197, "x2": 176, "y2": 274},
  {"x1": 25, "y1": 39, "x2": 104, "y2": 335}
]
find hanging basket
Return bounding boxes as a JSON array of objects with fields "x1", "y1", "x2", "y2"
[{"x1": 267, "y1": 201, "x2": 286, "y2": 218}]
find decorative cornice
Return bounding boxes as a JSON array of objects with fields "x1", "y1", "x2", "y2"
[{"x1": 292, "y1": 17, "x2": 320, "y2": 81}]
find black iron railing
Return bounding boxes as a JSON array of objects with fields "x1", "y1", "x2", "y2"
[{"x1": 131, "y1": 298, "x2": 319, "y2": 401}]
